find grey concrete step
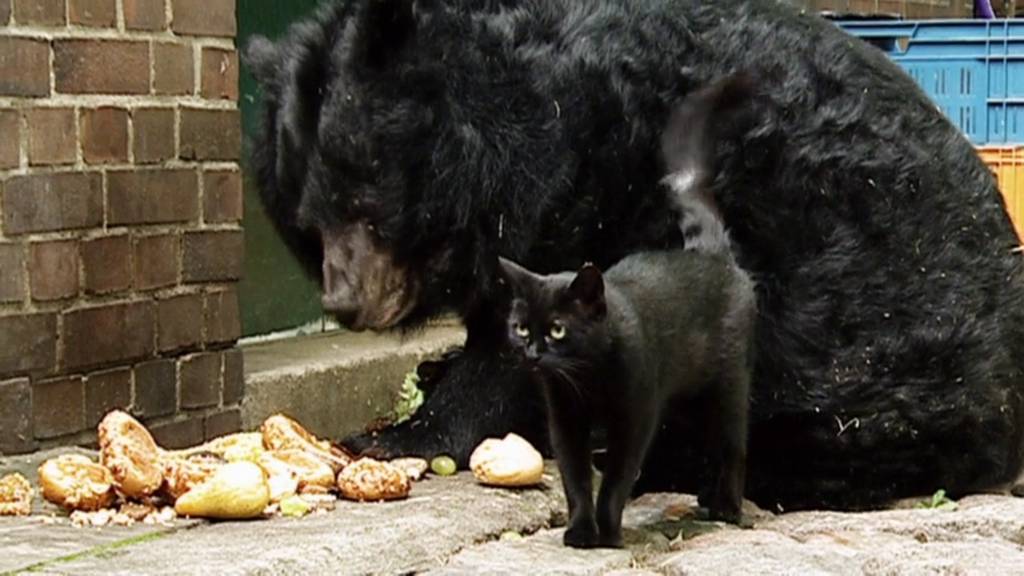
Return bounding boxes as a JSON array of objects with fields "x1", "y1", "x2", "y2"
[{"x1": 241, "y1": 323, "x2": 465, "y2": 442}]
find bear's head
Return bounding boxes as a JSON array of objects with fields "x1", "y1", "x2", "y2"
[
  {"x1": 246, "y1": 0, "x2": 568, "y2": 331},
  {"x1": 245, "y1": 0, "x2": 468, "y2": 331}
]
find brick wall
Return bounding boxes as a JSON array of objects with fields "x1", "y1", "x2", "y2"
[
  {"x1": 0, "y1": 0, "x2": 244, "y2": 454},
  {"x1": 793, "y1": 0, "x2": 973, "y2": 17}
]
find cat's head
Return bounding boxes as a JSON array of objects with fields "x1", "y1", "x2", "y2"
[{"x1": 497, "y1": 257, "x2": 610, "y2": 375}]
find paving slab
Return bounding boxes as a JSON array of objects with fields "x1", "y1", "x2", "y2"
[
  {"x1": 0, "y1": 448, "x2": 197, "y2": 575},
  {"x1": 426, "y1": 493, "x2": 732, "y2": 576},
  {"x1": 7, "y1": 446, "x2": 1024, "y2": 576},
  {"x1": 22, "y1": 465, "x2": 566, "y2": 576}
]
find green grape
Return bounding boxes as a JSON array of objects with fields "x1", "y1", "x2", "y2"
[{"x1": 430, "y1": 455, "x2": 457, "y2": 476}]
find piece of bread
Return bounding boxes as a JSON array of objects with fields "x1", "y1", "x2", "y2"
[
  {"x1": 261, "y1": 414, "x2": 352, "y2": 473},
  {"x1": 38, "y1": 455, "x2": 116, "y2": 512},
  {"x1": 98, "y1": 410, "x2": 164, "y2": 499},
  {"x1": 390, "y1": 457, "x2": 429, "y2": 481},
  {"x1": 162, "y1": 454, "x2": 225, "y2": 501},
  {"x1": 469, "y1": 433, "x2": 543, "y2": 487},
  {"x1": 336, "y1": 458, "x2": 410, "y2": 502},
  {"x1": 168, "y1": 432, "x2": 265, "y2": 463},
  {"x1": 0, "y1": 473, "x2": 33, "y2": 516},
  {"x1": 259, "y1": 450, "x2": 335, "y2": 497}
]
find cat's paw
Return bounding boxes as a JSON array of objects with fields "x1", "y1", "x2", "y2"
[{"x1": 563, "y1": 522, "x2": 599, "y2": 548}]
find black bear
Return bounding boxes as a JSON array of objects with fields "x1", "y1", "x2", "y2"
[{"x1": 244, "y1": 0, "x2": 1024, "y2": 510}]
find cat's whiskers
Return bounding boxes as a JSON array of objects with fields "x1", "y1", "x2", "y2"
[{"x1": 547, "y1": 358, "x2": 592, "y2": 401}]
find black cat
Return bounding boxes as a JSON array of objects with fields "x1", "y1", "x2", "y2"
[{"x1": 497, "y1": 78, "x2": 757, "y2": 548}]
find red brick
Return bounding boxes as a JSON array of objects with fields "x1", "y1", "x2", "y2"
[
  {"x1": 222, "y1": 348, "x2": 243, "y2": 405},
  {"x1": 171, "y1": 0, "x2": 234, "y2": 37},
  {"x1": 29, "y1": 241, "x2": 79, "y2": 301},
  {"x1": 149, "y1": 417, "x2": 203, "y2": 449},
  {"x1": 2, "y1": 173, "x2": 103, "y2": 235},
  {"x1": 0, "y1": 37, "x2": 50, "y2": 97},
  {"x1": 182, "y1": 230, "x2": 243, "y2": 283},
  {"x1": 180, "y1": 352, "x2": 220, "y2": 409},
  {"x1": 133, "y1": 108, "x2": 175, "y2": 164},
  {"x1": 26, "y1": 108, "x2": 77, "y2": 166},
  {"x1": 0, "y1": 378, "x2": 35, "y2": 454},
  {"x1": 81, "y1": 107, "x2": 128, "y2": 164},
  {"x1": 108, "y1": 169, "x2": 199, "y2": 225},
  {"x1": 153, "y1": 42, "x2": 193, "y2": 96},
  {"x1": 63, "y1": 302, "x2": 155, "y2": 370},
  {"x1": 123, "y1": 0, "x2": 164, "y2": 30},
  {"x1": 0, "y1": 243, "x2": 25, "y2": 303},
  {"x1": 82, "y1": 235, "x2": 132, "y2": 295},
  {"x1": 205, "y1": 289, "x2": 240, "y2": 344},
  {"x1": 200, "y1": 48, "x2": 238, "y2": 101},
  {"x1": 133, "y1": 234, "x2": 179, "y2": 290},
  {"x1": 54, "y1": 39, "x2": 149, "y2": 95},
  {"x1": 204, "y1": 408, "x2": 240, "y2": 440},
  {"x1": 0, "y1": 0, "x2": 10, "y2": 25},
  {"x1": 157, "y1": 293, "x2": 203, "y2": 352},
  {"x1": 69, "y1": 0, "x2": 115, "y2": 26},
  {"x1": 0, "y1": 314, "x2": 56, "y2": 377},
  {"x1": 84, "y1": 368, "x2": 131, "y2": 428},
  {"x1": 0, "y1": 110, "x2": 20, "y2": 169},
  {"x1": 203, "y1": 170, "x2": 243, "y2": 223},
  {"x1": 179, "y1": 108, "x2": 240, "y2": 161},
  {"x1": 13, "y1": 0, "x2": 65, "y2": 26},
  {"x1": 133, "y1": 359, "x2": 176, "y2": 418},
  {"x1": 33, "y1": 376, "x2": 85, "y2": 439}
]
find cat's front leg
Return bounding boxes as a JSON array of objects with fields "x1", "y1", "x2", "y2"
[
  {"x1": 596, "y1": 397, "x2": 658, "y2": 548},
  {"x1": 544, "y1": 385, "x2": 598, "y2": 548}
]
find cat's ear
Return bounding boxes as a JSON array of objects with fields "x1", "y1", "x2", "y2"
[
  {"x1": 569, "y1": 263, "x2": 606, "y2": 318},
  {"x1": 497, "y1": 256, "x2": 532, "y2": 293}
]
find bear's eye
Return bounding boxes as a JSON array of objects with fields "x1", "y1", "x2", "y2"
[
  {"x1": 515, "y1": 323, "x2": 530, "y2": 338},
  {"x1": 549, "y1": 322, "x2": 566, "y2": 341}
]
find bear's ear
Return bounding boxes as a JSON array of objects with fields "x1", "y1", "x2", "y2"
[
  {"x1": 568, "y1": 263, "x2": 606, "y2": 319},
  {"x1": 243, "y1": 35, "x2": 282, "y2": 90},
  {"x1": 354, "y1": 0, "x2": 429, "y2": 69}
]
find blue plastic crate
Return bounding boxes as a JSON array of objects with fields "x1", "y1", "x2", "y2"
[{"x1": 837, "y1": 20, "x2": 1024, "y2": 145}]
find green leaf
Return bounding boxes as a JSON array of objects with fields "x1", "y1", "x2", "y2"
[{"x1": 391, "y1": 370, "x2": 425, "y2": 424}]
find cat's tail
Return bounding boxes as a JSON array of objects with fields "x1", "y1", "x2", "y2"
[{"x1": 660, "y1": 72, "x2": 755, "y2": 255}]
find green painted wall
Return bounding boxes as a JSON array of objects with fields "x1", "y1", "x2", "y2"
[{"x1": 237, "y1": 0, "x2": 326, "y2": 337}]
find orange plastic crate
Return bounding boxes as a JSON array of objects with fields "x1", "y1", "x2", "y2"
[{"x1": 976, "y1": 146, "x2": 1024, "y2": 242}]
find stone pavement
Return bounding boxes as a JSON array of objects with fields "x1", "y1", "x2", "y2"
[{"x1": 4, "y1": 448, "x2": 1024, "y2": 575}]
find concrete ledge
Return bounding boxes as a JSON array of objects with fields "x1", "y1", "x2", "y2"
[{"x1": 241, "y1": 324, "x2": 465, "y2": 441}]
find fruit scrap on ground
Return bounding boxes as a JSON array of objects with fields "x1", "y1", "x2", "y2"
[{"x1": 174, "y1": 462, "x2": 271, "y2": 520}]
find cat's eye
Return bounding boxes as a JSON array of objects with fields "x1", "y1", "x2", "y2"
[
  {"x1": 515, "y1": 323, "x2": 530, "y2": 338},
  {"x1": 549, "y1": 323, "x2": 566, "y2": 341}
]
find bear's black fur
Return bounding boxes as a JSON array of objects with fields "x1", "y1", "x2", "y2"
[{"x1": 245, "y1": 0, "x2": 1024, "y2": 510}]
